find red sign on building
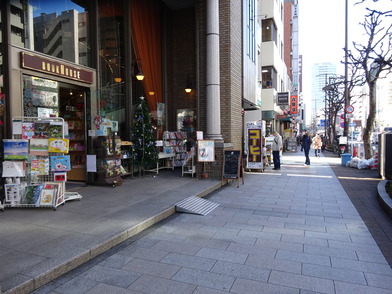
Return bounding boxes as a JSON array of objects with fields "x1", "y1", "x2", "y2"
[{"x1": 290, "y1": 95, "x2": 298, "y2": 114}]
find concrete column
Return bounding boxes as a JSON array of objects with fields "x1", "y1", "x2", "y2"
[{"x1": 206, "y1": 0, "x2": 222, "y2": 140}]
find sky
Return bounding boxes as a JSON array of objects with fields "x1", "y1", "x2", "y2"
[
  {"x1": 31, "y1": 0, "x2": 83, "y2": 17},
  {"x1": 298, "y1": 0, "x2": 390, "y2": 122}
]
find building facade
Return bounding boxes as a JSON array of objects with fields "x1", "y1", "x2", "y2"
[
  {"x1": 260, "y1": 0, "x2": 298, "y2": 137},
  {"x1": 0, "y1": 0, "x2": 261, "y2": 183}
]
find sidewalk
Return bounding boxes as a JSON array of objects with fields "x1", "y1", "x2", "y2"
[
  {"x1": 3, "y1": 151, "x2": 392, "y2": 293},
  {"x1": 0, "y1": 170, "x2": 222, "y2": 293}
]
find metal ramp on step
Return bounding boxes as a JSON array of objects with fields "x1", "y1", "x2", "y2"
[{"x1": 175, "y1": 196, "x2": 219, "y2": 216}]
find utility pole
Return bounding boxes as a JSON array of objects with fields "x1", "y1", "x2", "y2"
[{"x1": 343, "y1": 0, "x2": 349, "y2": 150}]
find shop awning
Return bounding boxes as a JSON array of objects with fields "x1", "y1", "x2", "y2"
[
  {"x1": 242, "y1": 98, "x2": 260, "y2": 110},
  {"x1": 276, "y1": 114, "x2": 292, "y2": 122}
]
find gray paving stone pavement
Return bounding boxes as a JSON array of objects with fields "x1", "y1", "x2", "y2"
[{"x1": 1, "y1": 150, "x2": 392, "y2": 294}]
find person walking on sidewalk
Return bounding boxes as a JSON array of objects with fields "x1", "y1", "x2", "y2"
[
  {"x1": 313, "y1": 134, "x2": 322, "y2": 157},
  {"x1": 301, "y1": 130, "x2": 311, "y2": 165},
  {"x1": 271, "y1": 130, "x2": 283, "y2": 170}
]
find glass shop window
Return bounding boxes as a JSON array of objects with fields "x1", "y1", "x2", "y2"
[
  {"x1": 96, "y1": 0, "x2": 126, "y2": 136},
  {"x1": 10, "y1": 0, "x2": 90, "y2": 67},
  {"x1": 23, "y1": 75, "x2": 59, "y2": 118}
]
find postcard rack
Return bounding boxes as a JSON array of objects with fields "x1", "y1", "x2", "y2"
[{"x1": 2, "y1": 116, "x2": 69, "y2": 210}]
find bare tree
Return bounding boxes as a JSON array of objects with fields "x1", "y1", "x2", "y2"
[
  {"x1": 347, "y1": 3, "x2": 392, "y2": 159},
  {"x1": 323, "y1": 65, "x2": 363, "y2": 146},
  {"x1": 324, "y1": 77, "x2": 345, "y2": 145}
]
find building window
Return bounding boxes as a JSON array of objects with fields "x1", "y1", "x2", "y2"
[
  {"x1": 262, "y1": 19, "x2": 277, "y2": 44},
  {"x1": 262, "y1": 66, "x2": 277, "y2": 89},
  {"x1": 97, "y1": 0, "x2": 126, "y2": 135},
  {"x1": 245, "y1": 0, "x2": 256, "y2": 61},
  {"x1": 9, "y1": 0, "x2": 90, "y2": 67}
]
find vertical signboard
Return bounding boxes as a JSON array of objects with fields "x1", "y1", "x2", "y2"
[
  {"x1": 246, "y1": 121, "x2": 263, "y2": 169},
  {"x1": 290, "y1": 95, "x2": 298, "y2": 115}
]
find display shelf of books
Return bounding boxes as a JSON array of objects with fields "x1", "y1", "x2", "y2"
[
  {"x1": 162, "y1": 131, "x2": 187, "y2": 167},
  {"x1": 2, "y1": 117, "x2": 71, "y2": 210},
  {"x1": 66, "y1": 118, "x2": 86, "y2": 181},
  {"x1": 95, "y1": 135, "x2": 123, "y2": 186}
]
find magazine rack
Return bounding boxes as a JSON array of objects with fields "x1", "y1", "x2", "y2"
[{"x1": 2, "y1": 116, "x2": 72, "y2": 210}]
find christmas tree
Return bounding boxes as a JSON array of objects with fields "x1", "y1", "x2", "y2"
[{"x1": 132, "y1": 97, "x2": 158, "y2": 171}]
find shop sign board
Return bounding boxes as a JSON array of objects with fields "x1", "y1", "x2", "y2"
[
  {"x1": 246, "y1": 121, "x2": 263, "y2": 169},
  {"x1": 290, "y1": 95, "x2": 298, "y2": 114},
  {"x1": 21, "y1": 52, "x2": 94, "y2": 84},
  {"x1": 277, "y1": 92, "x2": 289, "y2": 106},
  {"x1": 222, "y1": 150, "x2": 241, "y2": 179},
  {"x1": 276, "y1": 114, "x2": 287, "y2": 120}
]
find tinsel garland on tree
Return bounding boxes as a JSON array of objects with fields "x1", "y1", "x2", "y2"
[{"x1": 131, "y1": 97, "x2": 158, "y2": 170}]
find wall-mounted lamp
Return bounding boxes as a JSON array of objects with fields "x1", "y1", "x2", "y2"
[
  {"x1": 114, "y1": 77, "x2": 122, "y2": 83},
  {"x1": 148, "y1": 91, "x2": 155, "y2": 95},
  {"x1": 185, "y1": 76, "x2": 193, "y2": 93}
]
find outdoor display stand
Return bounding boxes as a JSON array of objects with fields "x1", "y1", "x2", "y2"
[
  {"x1": 182, "y1": 147, "x2": 196, "y2": 177},
  {"x1": 2, "y1": 117, "x2": 72, "y2": 210},
  {"x1": 222, "y1": 150, "x2": 244, "y2": 188},
  {"x1": 163, "y1": 131, "x2": 188, "y2": 167},
  {"x1": 120, "y1": 141, "x2": 134, "y2": 178},
  {"x1": 95, "y1": 134, "x2": 123, "y2": 186},
  {"x1": 198, "y1": 140, "x2": 215, "y2": 178}
]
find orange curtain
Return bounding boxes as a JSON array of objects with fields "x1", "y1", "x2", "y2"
[{"x1": 131, "y1": 0, "x2": 162, "y2": 112}]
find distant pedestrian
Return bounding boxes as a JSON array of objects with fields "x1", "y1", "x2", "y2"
[
  {"x1": 313, "y1": 134, "x2": 322, "y2": 157},
  {"x1": 271, "y1": 130, "x2": 283, "y2": 170},
  {"x1": 301, "y1": 130, "x2": 311, "y2": 165},
  {"x1": 320, "y1": 134, "x2": 326, "y2": 151}
]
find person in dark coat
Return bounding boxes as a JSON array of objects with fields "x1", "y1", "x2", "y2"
[{"x1": 301, "y1": 130, "x2": 311, "y2": 165}]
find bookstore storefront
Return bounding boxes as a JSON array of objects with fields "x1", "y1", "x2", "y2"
[{"x1": 10, "y1": 48, "x2": 96, "y2": 183}]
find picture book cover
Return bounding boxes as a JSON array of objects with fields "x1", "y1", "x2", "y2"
[
  {"x1": 31, "y1": 158, "x2": 50, "y2": 175},
  {"x1": 35, "y1": 122, "x2": 62, "y2": 138},
  {"x1": 21, "y1": 184, "x2": 43, "y2": 205},
  {"x1": 29, "y1": 138, "x2": 49, "y2": 156},
  {"x1": 39, "y1": 189, "x2": 55, "y2": 206},
  {"x1": 54, "y1": 172, "x2": 67, "y2": 182},
  {"x1": 44, "y1": 182, "x2": 63, "y2": 205},
  {"x1": 50, "y1": 155, "x2": 71, "y2": 171},
  {"x1": 3, "y1": 139, "x2": 29, "y2": 160},
  {"x1": 48, "y1": 138, "x2": 69, "y2": 153},
  {"x1": 22, "y1": 122, "x2": 35, "y2": 139},
  {"x1": 4, "y1": 184, "x2": 20, "y2": 203}
]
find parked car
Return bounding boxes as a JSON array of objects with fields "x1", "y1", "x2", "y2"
[{"x1": 383, "y1": 127, "x2": 392, "y2": 132}]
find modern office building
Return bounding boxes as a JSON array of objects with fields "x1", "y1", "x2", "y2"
[{"x1": 311, "y1": 62, "x2": 337, "y2": 121}]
